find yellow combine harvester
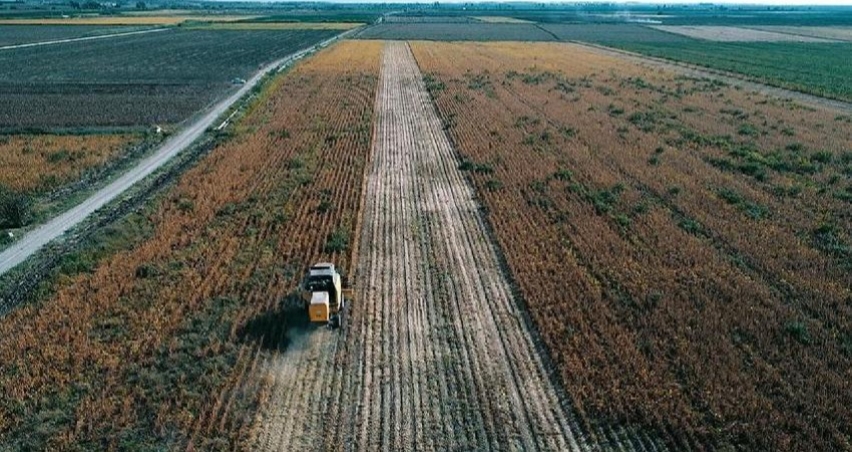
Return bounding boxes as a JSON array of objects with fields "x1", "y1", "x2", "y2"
[{"x1": 300, "y1": 262, "x2": 352, "y2": 329}]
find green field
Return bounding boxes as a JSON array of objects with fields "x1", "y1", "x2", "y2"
[{"x1": 617, "y1": 41, "x2": 852, "y2": 102}]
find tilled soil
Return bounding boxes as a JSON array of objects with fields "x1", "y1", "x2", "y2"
[{"x1": 249, "y1": 41, "x2": 611, "y2": 452}]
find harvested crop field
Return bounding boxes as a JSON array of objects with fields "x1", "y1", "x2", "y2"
[
  {"x1": 0, "y1": 133, "x2": 143, "y2": 193},
  {"x1": 0, "y1": 40, "x2": 380, "y2": 450},
  {"x1": 250, "y1": 41, "x2": 664, "y2": 452},
  {"x1": 0, "y1": 28, "x2": 338, "y2": 128},
  {"x1": 354, "y1": 23, "x2": 556, "y2": 41},
  {"x1": 651, "y1": 25, "x2": 835, "y2": 42},
  {"x1": 411, "y1": 40, "x2": 852, "y2": 451}
]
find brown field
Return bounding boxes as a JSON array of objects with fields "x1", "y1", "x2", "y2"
[
  {"x1": 0, "y1": 15, "x2": 256, "y2": 25},
  {"x1": 652, "y1": 25, "x2": 836, "y2": 42},
  {"x1": 411, "y1": 40, "x2": 852, "y2": 451},
  {"x1": 0, "y1": 134, "x2": 141, "y2": 193},
  {"x1": 0, "y1": 40, "x2": 381, "y2": 450}
]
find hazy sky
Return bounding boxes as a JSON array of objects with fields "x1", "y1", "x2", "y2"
[
  {"x1": 632, "y1": 1, "x2": 852, "y2": 4},
  {"x1": 542, "y1": 1, "x2": 852, "y2": 3},
  {"x1": 324, "y1": 0, "x2": 852, "y2": 5},
  {"x1": 439, "y1": 1, "x2": 852, "y2": 4}
]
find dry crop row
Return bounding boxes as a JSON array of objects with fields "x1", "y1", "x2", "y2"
[
  {"x1": 411, "y1": 41, "x2": 852, "y2": 452},
  {"x1": 0, "y1": 40, "x2": 381, "y2": 451}
]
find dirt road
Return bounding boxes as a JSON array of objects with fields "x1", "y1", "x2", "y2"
[
  {"x1": 250, "y1": 41, "x2": 634, "y2": 452},
  {"x1": 0, "y1": 32, "x2": 349, "y2": 277}
]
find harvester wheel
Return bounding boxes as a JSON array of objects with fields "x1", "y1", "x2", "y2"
[{"x1": 328, "y1": 314, "x2": 341, "y2": 330}]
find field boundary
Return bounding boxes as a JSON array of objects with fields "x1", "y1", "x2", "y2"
[
  {"x1": 533, "y1": 23, "x2": 560, "y2": 41},
  {"x1": 575, "y1": 41, "x2": 852, "y2": 114}
]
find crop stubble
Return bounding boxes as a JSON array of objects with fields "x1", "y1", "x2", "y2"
[
  {"x1": 0, "y1": 40, "x2": 379, "y2": 450},
  {"x1": 411, "y1": 41, "x2": 852, "y2": 451},
  {"x1": 249, "y1": 41, "x2": 634, "y2": 452}
]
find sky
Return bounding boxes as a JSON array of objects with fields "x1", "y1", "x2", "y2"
[
  {"x1": 521, "y1": 1, "x2": 852, "y2": 3},
  {"x1": 422, "y1": 1, "x2": 852, "y2": 4},
  {"x1": 625, "y1": 1, "x2": 852, "y2": 4}
]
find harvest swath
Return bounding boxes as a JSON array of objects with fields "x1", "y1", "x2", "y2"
[
  {"x1": 411, "y1": 40, "x2": 852, "y2": 452},
  {"x1": 248, "y1": 41, "x2": 607, "y2": 452},
  {"x1": 0, "y1": 41, "x2": 380, "y2": 450},
  {"x1": 0, "y1": 133, "x2": 141, "y2": 193}
]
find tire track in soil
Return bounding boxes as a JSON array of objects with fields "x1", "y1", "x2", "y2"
[
  {"x1": 250, "y1": 41, "x2": 655, "y2": 451},
  {"x1": 358, "y1": 39, "x2": 583, "y2": 451}
]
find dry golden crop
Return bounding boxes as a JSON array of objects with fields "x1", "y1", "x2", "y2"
[
  {"x1": 412, "y1": 41, "x2": 852, "y2": 452},
  {"x1": 0, "y1": 40, "x2": 381, "y2": 450},
  {"x1": 0, "y1": 134, "x2": 140, "y2": 193}
]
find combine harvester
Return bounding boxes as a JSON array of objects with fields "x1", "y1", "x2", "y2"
[{"x1": 300, "y1": 262, "x2": 352, "y2": 329}]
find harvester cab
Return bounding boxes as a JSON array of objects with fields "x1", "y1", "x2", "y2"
[{"x1": 301, "y1": 262, "x2": 352, "y2": 329}]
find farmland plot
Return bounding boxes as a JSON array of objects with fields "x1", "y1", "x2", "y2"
[
  {"x1": 613, "y1": 40, "x2": 852, "y2": 102},
  {"x1": 0, "y1": 40, "x2": 380, "y2": 451},
  {"x1": 0, "y1": 24, "x2": 154, "y2": 46},
  {"x1": 354, "y1": 23, "x2": 556, "y2": 41},
  {"x1": 411, "y1": 40, "x2": 852, "y2": 452},
  {"x1": 650, "y1": 25, "x2": 835, "y2": 42},
  {"x1": 0, "y1": 133, "x2": 142, "y2": 193},
  {"x1": 751, "y1": 25, "x2": 852, "y2": 42},
  {"x1": 539, "y1": 24, "x2": 695, "y2": 44},
  {"x1": 0, "y1": 28, "x2": 338, "y2": 129},
  {"x1": 383, "y1": 15, "x2": 476, "y2": 23},
  {"x1": 0, "y1": 15, "x2": 254, "y2": 25},
  {"x1": 251, "y1": 41, "x2": 654, "y2": 452}
]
